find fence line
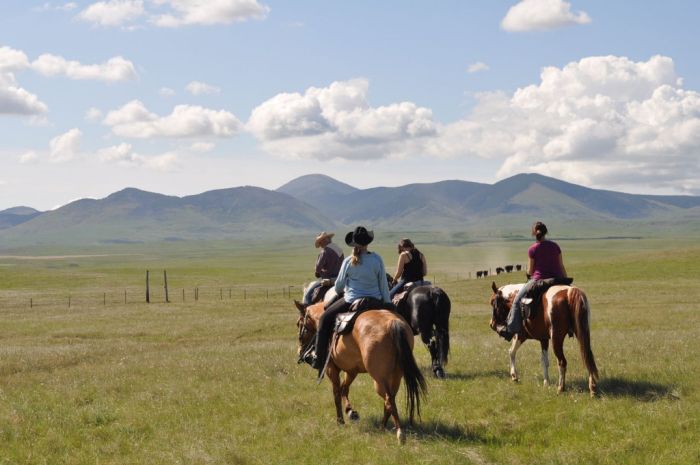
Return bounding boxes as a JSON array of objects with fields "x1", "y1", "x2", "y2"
[{"x1": 0, "y1": 265, "x2": 526, "y2": 311}]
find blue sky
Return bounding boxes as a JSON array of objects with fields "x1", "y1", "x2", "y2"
[{"x1": 2, "y1": 0, "x2": 700, "y2": 210}]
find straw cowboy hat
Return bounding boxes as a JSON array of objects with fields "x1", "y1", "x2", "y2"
[
  {"x1": 344, "y1": 226, "x2": 374, "y2": 247},
  {"x1": 314, "y1": 231, "x2": 335, "y2": 248}
]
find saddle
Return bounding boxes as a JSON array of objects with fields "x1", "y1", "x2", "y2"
[
  {"x1": 334, "y1": 297, "x2": 395, "y2": 335},
  {"x1": 391, "y1": 281, "x2": 432, "y2": 307},
  {"x1": 521, "y1": 277, "x2": 574, "y2": 320}
]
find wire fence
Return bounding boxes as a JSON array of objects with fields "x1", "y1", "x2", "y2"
[
  {"x1": 0, "y1": 264, "x2": 526, "y2": 311},
  {"x1": 0, "y1": 284, "x2": 302, "y2": 310}
]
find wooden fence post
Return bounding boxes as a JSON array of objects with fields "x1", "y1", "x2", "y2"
[
  {"x1": 146, "y1": 270, "x2": 150, "y2": 303},
  {"x1": 163, "y1": 270, "x2": 169, "y2": 303},
  {"x1": 124, "y1": 290, "x2": 127, "y2": 304},
  {"x1": 104, "y1": 293, "x2": 106, "y2": 305}
]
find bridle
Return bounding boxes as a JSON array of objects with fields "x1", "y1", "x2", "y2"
[{"x1": 296, "y1": 308, "x2": 316, "y2": 364}]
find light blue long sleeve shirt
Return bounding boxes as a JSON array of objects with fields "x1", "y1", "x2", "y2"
[{"x1": 334, "y1": 251, "x2": 391, "y2": 303}]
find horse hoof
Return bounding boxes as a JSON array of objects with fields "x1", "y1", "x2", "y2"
[
  {"x1": 433, "y1": 367, "x2": 445, "y2": 379},
  {"x1": 397, "y1": 428, "x2": 406, "y2": 445},
  {"x1": 511, "y1": 375, "x2": 519, "y2": 383},
  {"x1": 337, "y1": 418, "x2": 345, "y2": 425},
  {"x1": 543, "y1": 380, "x2": 550, "y2": 388},
  {"x1": 349, "y1": 410, "x2": 360, "y2": 421}
]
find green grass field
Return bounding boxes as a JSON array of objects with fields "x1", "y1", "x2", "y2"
[{"x1": 1, "y1": 236, "x2": 699, "y2": 464}]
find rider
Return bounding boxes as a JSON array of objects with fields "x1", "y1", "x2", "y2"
[
  {"x1": 309, "y1": 226, "x2": 391, "y2": 378},
  {"x1": 389, "y1": 238, "x2": 427, "y2": 299},
  {"x1": 302, "y1": 232, "x2": 344, "y2": 305},
  {"x1": 499, "y1": 221, "x2": 568, "y2": 341}
]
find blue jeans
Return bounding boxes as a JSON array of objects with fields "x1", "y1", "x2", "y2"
[
  {"x1": 303, "y1": 280, "x2": 322, "y2": 305},
  {"x1": 507, "y1": 280, "x2": 535, "y2": 334},
  {"x1": 389, "y1": 279, "x2": 426, "y2": 299}
]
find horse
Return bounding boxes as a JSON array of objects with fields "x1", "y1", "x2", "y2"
[
  {"x1": 294, "y1": 300, "x2": 427, "y2": 444},
  {"x1": 394, "y1": 285, "x2": 451, "y2": 378},
  {"x1": 488, "y1": 281, "x2": 599, "y2": 396}
]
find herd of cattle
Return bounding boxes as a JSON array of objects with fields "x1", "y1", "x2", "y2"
[{"x1": 475, "y1": 264, "x2": 522, "y2": 278}]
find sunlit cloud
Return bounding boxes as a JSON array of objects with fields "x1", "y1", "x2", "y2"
[
  {"x1": 501, "y1": 0, "x2": 591, "y2": 32},
  {"x1": 104, "y1": 100, "x2": 242, "y2": 138}
]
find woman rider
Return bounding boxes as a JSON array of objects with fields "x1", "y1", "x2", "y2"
[
  {"x1": 389, "y1": 238, "x2": 427, "y2": 299},
  {"x1": 499, "y1": 221, "x2": 568, "y2": 341},
  {"x1": 308, "y1": 226, "x2": 391, "y2": 379}
]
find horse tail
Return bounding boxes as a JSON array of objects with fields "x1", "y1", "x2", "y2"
[
  {"x1": 391, "y1": 320, "x2": 427, "y2": 425},
  {"x1": 570, "y1": 288, "x2": 599, "y2": 381},
  {"x1": 431, "y1": 287, "x2": 451, "y2": 366}
]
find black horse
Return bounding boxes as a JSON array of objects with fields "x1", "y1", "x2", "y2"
[{"x1": 395, "y1": 285, "x2": 451, "y2": 378}]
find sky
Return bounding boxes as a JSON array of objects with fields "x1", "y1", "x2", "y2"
[{"x1": 1, "y1": 0, "x2": 700, "y2": 210}]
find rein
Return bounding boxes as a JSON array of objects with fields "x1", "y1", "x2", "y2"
[{"x1": 297, "y1": 309, "x2": 315, "y2": 364}]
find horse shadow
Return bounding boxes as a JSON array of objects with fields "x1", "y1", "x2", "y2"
[
  {"x1": 359, "y1": 416, "x2": 497, "y2": 444},
  {"x1": 436, "y1": 368, "x2": 508, "y2": 382},
  {"x1": 570, "y1": 376, "x2": 680, "y2": 402}
]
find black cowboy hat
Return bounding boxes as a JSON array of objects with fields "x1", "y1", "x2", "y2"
[{"x1": 345, "y1": 226, "x2": 374, "y2": 247}]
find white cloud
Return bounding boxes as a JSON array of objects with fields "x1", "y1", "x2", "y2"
[
  {"x1": 185, "y1": 81, "x2": 221, "y2": 96},
  {"x1": 0, "y1": 46, "x2": 30, "y2": 72},
  {"x1": 49, "y1": 128, "x2": 82, "y2": 163},
  {"x1": 103, "y1": 100, "x2": 242, "y2": 138},
  {"x1": 501, "y1": 0, "x2": 591, "y2": 32},
  {"x1": 159, "y1": 86, "x2": 176, "y2": 97},
  {"x1": 85, "y1": 107, "x2": 103, "y2": 121},
  {"x1": 32, "y1": 54, "x2": 137, "y2": 82},
  {"x1": 0, "y1": 72, "x2": 49, "y2": 115},
  {"x1": 426, "y1": 55, "x2": 700, "y2": 194},
  {"x1": 248, "y1": 78, "x2": 437, "y2": 160},
  {"x1": 96, "y1": 142, "x2": 180, "y2": 170},
  {"x1": 189, "y1": 141, "x2": 215, "y2": 152},
  {"x1": 35, "y1": 2, "x2": 78, "y2": 12},
  {"x1": 467, "y1": 62, "x2": 490, "y2": 73},
  {"x1": 77, "y1": 0, "x2": 145, "y2": 27},
  {"x1": 151, "y1": 0, "x2": 270, "y2": 28},
  {"x1": 19, "y1": 151, "x2": 40, "y2": 164}
]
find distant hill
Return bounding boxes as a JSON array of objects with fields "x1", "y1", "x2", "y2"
[
  {"x1": 0, "y1": 206, "x2": 42, "y2": 230},
  {"x1": 277, "y1": 174, "x2": 359, "y2": 214},
  {"x1": 0, "y1": 187, "x2": 337, "y2": 245},
  {"x1": 1, "y1": 173, "x2": 699, "y2": 246}
]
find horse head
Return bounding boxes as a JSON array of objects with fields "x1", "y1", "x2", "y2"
[
  {"x1": 489, "y1": 281, "x2": 511, "y2": 332},
  {"x1": 294, "y1": 300, "x2": 317, "y2": 361}
]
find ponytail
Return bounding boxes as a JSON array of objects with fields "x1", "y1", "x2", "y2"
[
  {"x1": 350, "y1": 246, "x2": 364, "y2": 266},
  {"x1": 533, "y1": 221, "x2": 548, "y2": 241}
]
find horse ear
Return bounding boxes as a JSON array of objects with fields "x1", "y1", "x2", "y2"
[
  {"x1": 491, "y1": 281, "x2": 498, "y2": 294},
  {"x1": 293, "y1": 300, "x2": 306, "y2": 315}
]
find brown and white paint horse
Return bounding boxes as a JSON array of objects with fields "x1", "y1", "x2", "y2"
[
  {"x1": 294, "y1": 300, "x2": 427, "y2": 444},
  {"x1": 489, "y1": 281, "x2": 599, "y2": 396}
]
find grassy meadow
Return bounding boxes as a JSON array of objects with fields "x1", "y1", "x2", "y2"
[{"x1": 1, "y1": 235, "x2": 699, "y2": 464}]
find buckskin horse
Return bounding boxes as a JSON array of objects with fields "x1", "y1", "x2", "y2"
[
  {"x1": 395, "y1": 285, "x2": 451, "y2": 378},
  {"x1": 294, "y1": 300, "x2": 427, "y2": 444},
  {"x1": 489, "y1": 281, "x2": 599, "y2": 396}
]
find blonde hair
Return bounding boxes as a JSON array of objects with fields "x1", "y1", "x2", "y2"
[{"x1": 350, "y1": 246, "x2": 365, "y2": 266}]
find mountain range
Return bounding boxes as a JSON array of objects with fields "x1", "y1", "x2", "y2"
[{"x1": 2, "y1": 173, "x2": 699, "y2": 245}]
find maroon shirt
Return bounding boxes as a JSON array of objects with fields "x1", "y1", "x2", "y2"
[
  {"x1": 315, "y1": 242, "x2": 344, "y2": 279},
  {"x1": 528, "y1": 240, "x2": 563, "y2": 280}
]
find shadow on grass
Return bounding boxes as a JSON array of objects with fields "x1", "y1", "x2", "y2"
[
  {"x1": 439, "y1": 369, "x2": 508, "y2": 382},
  {"x1": 571, "y1": 376, "x2": 680, "y2": 401},
  {"x1": 360, "y1": 415, "x2": 499, "y2": 444}
]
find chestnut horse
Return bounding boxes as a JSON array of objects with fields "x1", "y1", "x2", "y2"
[
  {"x1": 489, "y1": 282, "x2": 599, "y2": 396},
  {"x1": 294, "y1": 300, "x2": 427, "y2": 444}
]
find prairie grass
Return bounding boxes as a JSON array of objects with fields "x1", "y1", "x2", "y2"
[{"x1": 0, "y1": 237, "x2": 699, "y2": 464}]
